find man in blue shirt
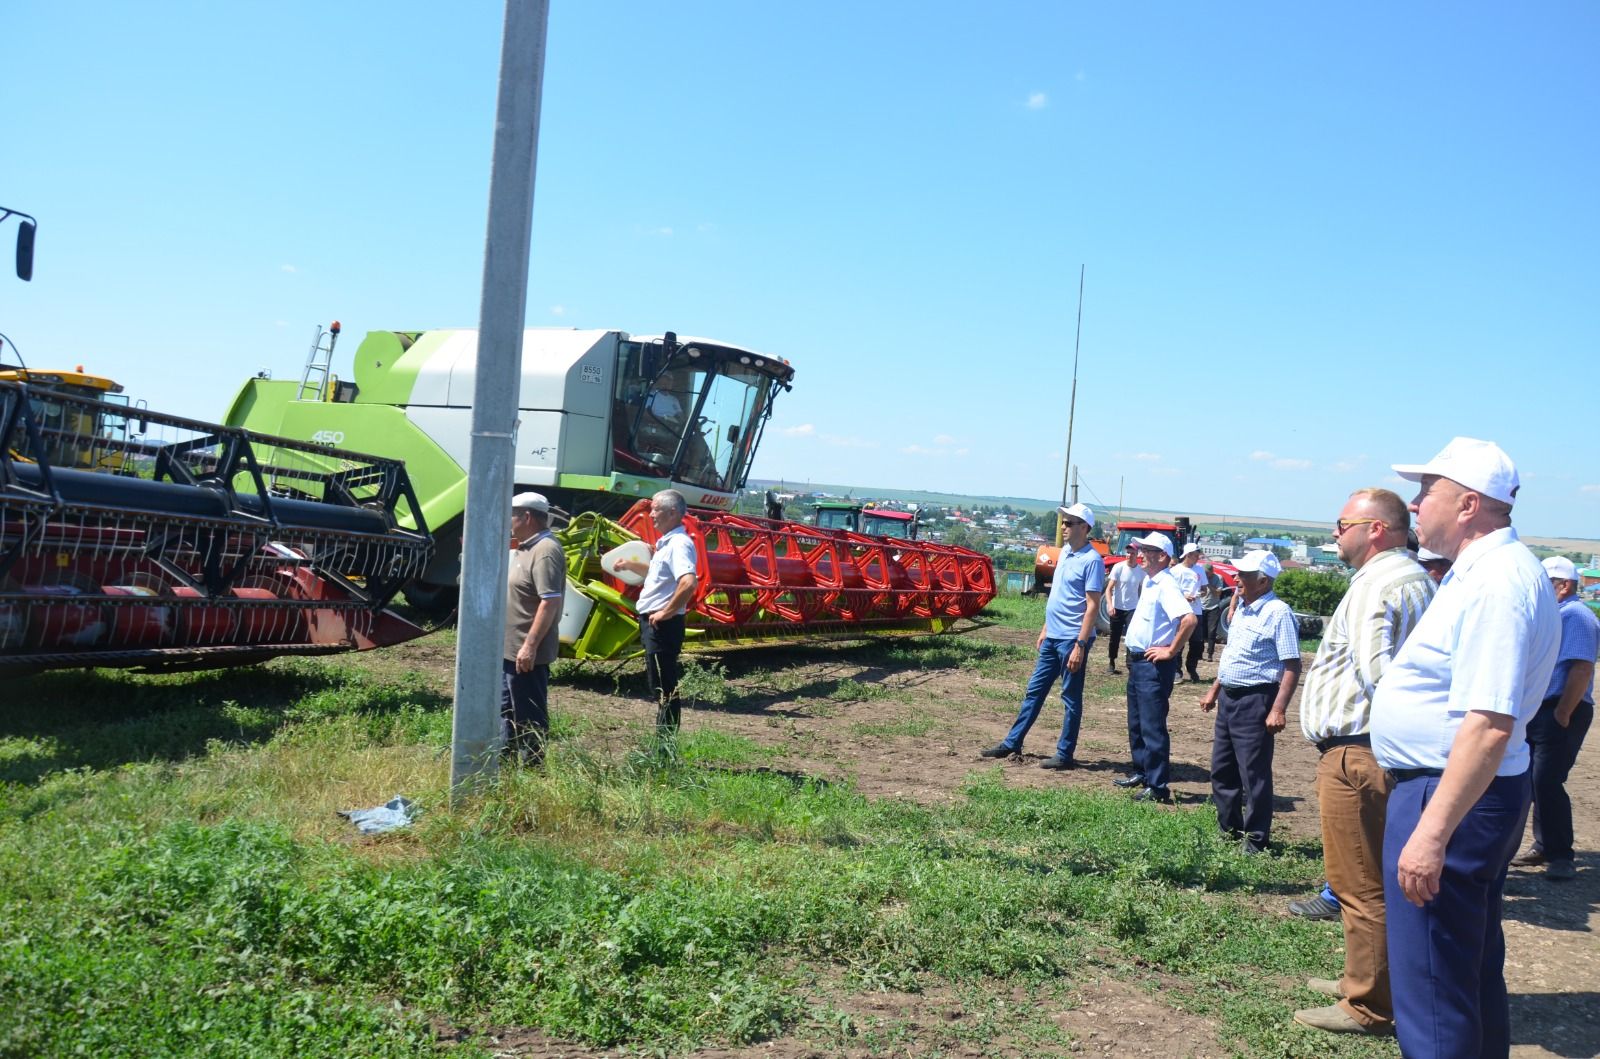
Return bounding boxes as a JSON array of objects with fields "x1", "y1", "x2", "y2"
[
  {"x1": 1511, "y1": 556, "x2": 1598, "y2": 881},
  {"x1": 1199, "y1": 549, "x2": 1301, "y2": 853},
  {"x1": 981, "y1": 502, "x2": 1105, "y2": 769}
]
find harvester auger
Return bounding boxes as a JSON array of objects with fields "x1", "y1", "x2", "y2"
[
  {"x1": 0, "y1": 379, "x2": 434, "y2": 675},
  {"x1": 553, "y1": 500, "x2": 997, "y2": 660}
]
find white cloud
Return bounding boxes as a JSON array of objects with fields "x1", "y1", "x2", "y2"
[
  {"x1": 955, "y1": 448, "x2": 969, "y2": 457},
  {"x1": 1150, "y1": 467, "x2": 1182, "y2": 477},
  {"x1": 1075, "y1": 70, "x2": 1087, "y2": 82},
  {"x1": 933, "y1": 433, "x2": 958, "y2": 446},
  {"x1": 549, "y1": 304, "x2": 565, "y2": 317},
  {"x1": 1026, "y1": 91, "x2": 1048, "y2": 109},
  {"x1": 1123, "y1": 452, "x2": 1162, "y2": 462},
  {"x1": 280, "y1": 264, "x2": 297, "y2": 273},
  {"x1": 1580, "y1": 484, "x2": 1600, "y2": 495},
  {"x1": 780, "y1": 423, "x2": 815, "y2": 438},
  {"x1": 274, "y1": 320, "x2": 289, "y2": 328},
  {"x1": 1251, "y1": 449, "x2": 1312, "y2": 471}
]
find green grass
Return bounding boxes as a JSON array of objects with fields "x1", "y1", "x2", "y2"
[{"x1": 0, "y1": 658, "x2": 1396, "y2": 1058}]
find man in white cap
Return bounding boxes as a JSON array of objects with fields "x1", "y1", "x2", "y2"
[
  {"x1": 1175, "y1": 542, "x2": 1208, "y2": 681},
  {"x1": 1371, "y1": 437, "x2": 1558, "y2": 1059},
  {"x1": 1510, "y1": 556, "x2": 1598, "y2": 881},
  {"x1": 1200, "y1": 549, "x2": 1301, "y2": 854},
  {"x1": 1114, "y1": 532, "x2": 1197, "y2": 803},
  {"x1": 1291, "y1": 487, "x2": 1435, "y2": 1037},
  {"x1": 981, "y1": 502, "x2": 1105, "y2": 769},
  {"x1": 504, "y1": 492, "x2": 567, "y2": 764}
]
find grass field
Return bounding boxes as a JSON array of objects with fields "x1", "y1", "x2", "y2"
[{"x1": 0, "y1": 613, "x2": 1407, "y2": 1058}]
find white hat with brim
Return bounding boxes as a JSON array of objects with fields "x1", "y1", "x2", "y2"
[
  {"x1": 1543, "y1": 556, "x2": 1579, "y2": 582},
  {"x1": 1180, "y1": 542, "x2": 1203, "y2": 557},
  {"x1": 1233, "y1": 549, "x2": 1282, "y2": 578},
  {"x1": 1417, "y1": 547, "x2": 1448, "y2": 563},
  {"x1": 1133, "y1": 532, "x2": 1174, "y2": 557},
  {"x1": 1057, "y1": 502, "x2": 1095, "y2": 529},
  {"x1": 1392, "y1": 436, "x2": 1519, "y2": 506},
  {"x1": 512, "y1": 491, "x2": 551, "y2": 514}
]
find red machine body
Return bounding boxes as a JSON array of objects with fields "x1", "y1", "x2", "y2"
[{"x1": 614, "y1": 500, "x2": 995, "y2": 639}]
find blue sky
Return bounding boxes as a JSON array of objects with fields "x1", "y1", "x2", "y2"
[{"x1": 8, "y1": 2, "x2": 1597, "y2": 537}]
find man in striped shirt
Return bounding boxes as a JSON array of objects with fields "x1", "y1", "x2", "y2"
[{"x1": 1291, "y1": 488, "x2": 1435, "y2": 1037}]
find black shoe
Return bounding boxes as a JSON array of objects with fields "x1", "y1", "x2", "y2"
[
  {"x1": 979, "y1": 742, "x2": 1016, "y2": 759},
  {"x1": 1510, "y1": 848, "x2": 1547, "y2": 867},
  {"x1": 1186, "y1": 675, "x2": 1203, "y2": 683},
  {"x1": 1288, "y1": 895, "x2": 1340, "y2": 920},
  {"x1": 1108, "y1": 666, "x2": 1120, "y2": 674},
  {"x1": 1039, "y1": 755, "x2": 1076, "y2": 771},
  {"x1": 1133, "y1": 787, "x2": 1172, "y2": 804},
  {"x1": 1113, "y1": 773, "x2": 1146, "y2": 789}
]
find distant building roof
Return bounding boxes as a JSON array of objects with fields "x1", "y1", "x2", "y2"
[{"x1": 1244, "y1": 536, "x2": 1296, "y2": 549}]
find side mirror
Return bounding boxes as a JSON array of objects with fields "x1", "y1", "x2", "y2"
[
  {"x1": 726, "y1": 424, "x2": 739, "y2": 444},
  {"x1": 14, "y1": 220, "x2": 35, "y2": 282}
]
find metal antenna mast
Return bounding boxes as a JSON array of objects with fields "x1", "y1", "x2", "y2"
[{"x1": 1054, "y1": 265, "x2": 1086, "y2": 546}]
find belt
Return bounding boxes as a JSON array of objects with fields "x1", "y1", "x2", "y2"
[
  {"x1": 1126, "y1": 650, "x2": 1147, "y2": 662},
  {"x1": 1387, "y1": 767, "x2": 1444, "y2": 783},
  {"x1": 1315, "y1": 734, "x2": 1372, "y2": 755},
  {"x1": 1221, "y1": 682, "x2": 1279, "y2": 696}
]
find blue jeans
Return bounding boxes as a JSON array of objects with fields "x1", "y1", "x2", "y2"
[
  {"x1": 1384, "y1": 771, "x2": 1530, "y2": 1059},
  {"x1": 1125, "y1": 654, "x2": 1178, "y2": 791},
  {"x1": 1002, "y1": 637, "x2": 1089, "y2": 759}
]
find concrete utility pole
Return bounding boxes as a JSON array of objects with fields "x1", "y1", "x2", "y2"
[{"x1": 450, "y1": 0, "x2": 551, "y2": 799}]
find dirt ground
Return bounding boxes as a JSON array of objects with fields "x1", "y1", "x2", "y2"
[{"x1": 394, "y1": 622, "x2": 1599, "y2": 1058}]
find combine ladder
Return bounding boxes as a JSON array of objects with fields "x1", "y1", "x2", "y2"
[{"x1": 295, "y1": 321, "x2": 342, "y2": 402}]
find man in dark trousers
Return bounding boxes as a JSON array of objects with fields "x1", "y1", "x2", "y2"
[
  {"x1": 1373, "y1": 437, "x2": 1558, "y2": 1059},
  {"x1": 616, "y1": 489, "x2": 699, "y2": 737},
  {"x1": 1511, "y1": 556, "x2": 1598, "y2": 881},
  {"x1": 1114, "y1": 532, "x2": 1197, "y2": 804},
  {"x1": 503, "y1": 492, "x2": 566, "y2": 765},
  {"x1": 1199, "y1": 549, "x2": 1301, "y2": 853}
]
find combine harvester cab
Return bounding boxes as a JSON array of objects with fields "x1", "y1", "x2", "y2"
[
  {"x1": 554, "y1": 500, "x2": 996, "y2": 660},
  {"x1": 225, "y1": 327, "x2": 796, "y2": 613},
  {"x1": 0, "y1": 381, "x2": 434, "y2": 675}
]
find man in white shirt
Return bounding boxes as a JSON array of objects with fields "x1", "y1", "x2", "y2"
[
  {"x1": 615, "y1": 489, "x2": 699, "y2": 736},
  {"x1": 1114, "y1": 532, "x2": 1197, "y2": 804},
  {"x1": 1102, "y1": 542, "x2": 1146, "y2": 674},
  {"x1": 1175, "y1": 543, "x2": 1207, "y2": 681},
  {"x1": 1371, "y1": 438, "x2": 1559, "y2": 1059}
]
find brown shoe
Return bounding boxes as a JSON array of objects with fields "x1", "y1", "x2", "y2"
[
  {"x1": 1510, "y1": 848, "x2": 1547, "y2": 867},
  {"x1": 1292, "y1": 1005, "x2": 1391, "y2": 1035},
  {"x1": 1305, "y1": 977, "x2": 1345, "y2": 998}
]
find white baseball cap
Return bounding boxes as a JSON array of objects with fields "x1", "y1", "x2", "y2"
[
  {"x1": 1133, "y1": 532, "x2": 1174, "y2": 557},
  {"x1": 1180, "y1": 542, "x2": 1203, "y2": 557},
  {"x1": 1417, "y1": 547, "x2": 1449, "y2": 563},
  {"x1": 1057, "y1": 502, "x2": 1095, "y2": 529},
  {"x1": 1233, "y1": 549, "x2": 1282, "y2": 578},
  {"x1": 512, "y1": 491, "x2": 551, "y2": 514},
  {"x1": 1543, "y1": 556, "x2": 1578, "y2": 582},
  {"x1": 1392, "y1": 437, "x2": 1520, "y2": 506}
]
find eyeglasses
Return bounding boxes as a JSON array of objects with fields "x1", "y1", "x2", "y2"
[
  {"x1": 1062, "y1": 518, "x2": 1087, "y2": 528},
  {"x1": 1333, "y1": 517, "x2": 1385, "y2": 536}
]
